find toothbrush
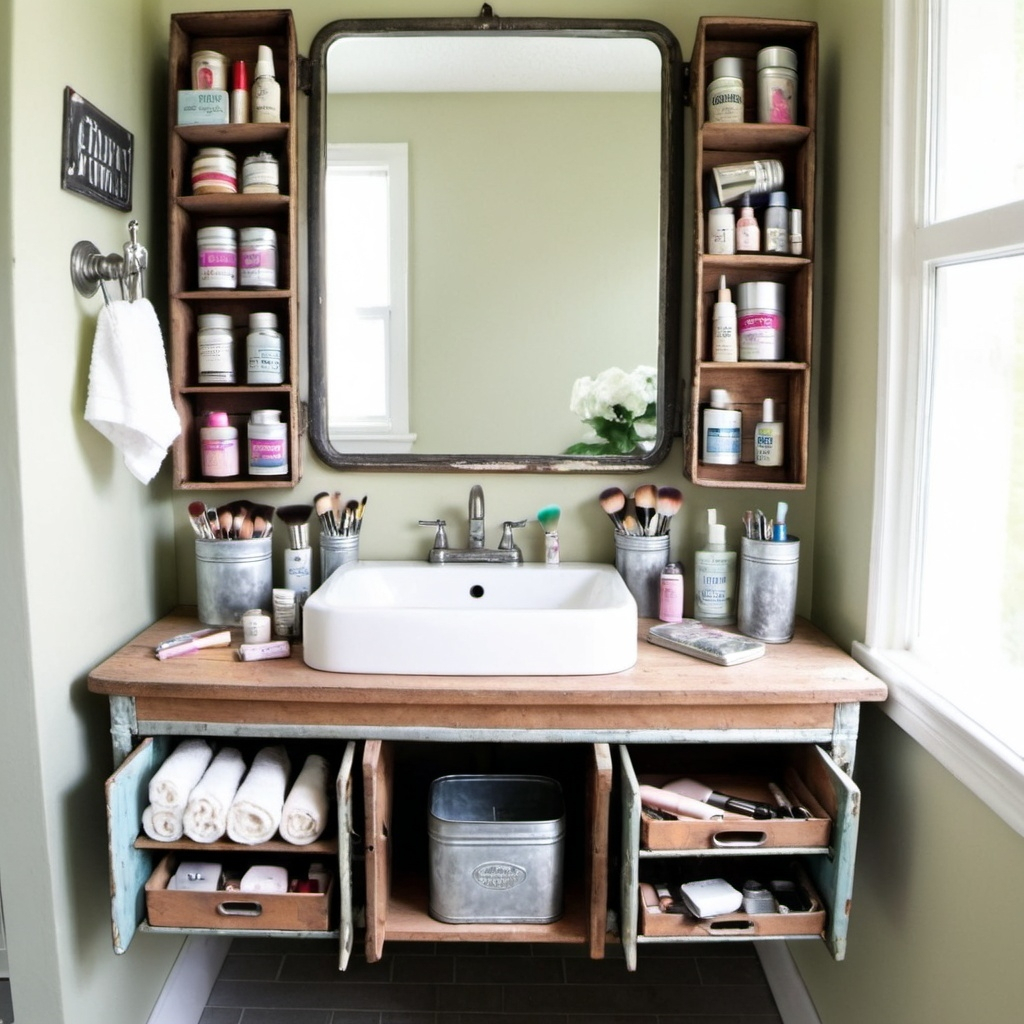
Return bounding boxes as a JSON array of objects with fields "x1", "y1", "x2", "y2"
[
  {"x1": 773, "y1": 502, "x2": 789, "y2": 541},
  {"x1": 537, "y1": 505, "x2": 561, "y2": 565}
]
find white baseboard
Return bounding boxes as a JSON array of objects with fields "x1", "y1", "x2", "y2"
[
  {"x1": 147, "y1": 935, "x2": 231, "y2": 1024},
  {"x1": 757, "y1": 943, "x2": 821, "y2": 1024}
]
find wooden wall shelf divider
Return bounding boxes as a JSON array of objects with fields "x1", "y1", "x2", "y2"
[
  {"x1": 167, "y1": 9, "x2": 301, "y2": 489},
  {"x1": 685, "y1": 17, "x2": 818, "y2": 490}
]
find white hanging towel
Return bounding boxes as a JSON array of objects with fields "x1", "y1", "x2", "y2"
[{"x1": 84, "y1": 298, "x2": 181, "y2": 484}]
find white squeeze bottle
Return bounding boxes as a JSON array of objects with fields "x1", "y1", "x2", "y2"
[
  {"x1": 711, "y1": 275, "x2": 738, "y2": 361},
  {"x1": 694, "y1": 510, "x2": 737, "y2": 625},
  {"x1": 252, "y1": 45, "x2": 281, "y2": 124}
]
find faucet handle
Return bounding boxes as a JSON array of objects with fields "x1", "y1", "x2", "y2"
[
  {"x1": 498, "y1": 519, "x2": 528, "y2": 551},
  {"x1": 418, "y1": 519, "x2": 449, "y2": 550}
]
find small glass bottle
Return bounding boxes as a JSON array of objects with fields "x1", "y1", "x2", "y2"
[
  {"x1": 659, "y1": 562, "x2": 684, "y2": 622},
  {"x1": 735, "y1": 195, "x2": 760, "y2": 252},
  {"x1": 754, "y1": 398, "x2": 785, "y2": 467},
  {"x1": 763, "y1": 191, "x2": 790, "y2": 254}
]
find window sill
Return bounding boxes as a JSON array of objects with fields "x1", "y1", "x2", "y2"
[
  {"x1": 328, "y1": 432, "x2": 417, "y2": 454},
  {"x1": 852, "y1": 643, "x2": 1024, "y2": 838}
]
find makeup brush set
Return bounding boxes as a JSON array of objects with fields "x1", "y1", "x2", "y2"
[
  {"x1": 599, "y1": 483, "x2": 683, "y2": 537},
  {"x1": 187, "y1": 499, "x2": 275, "y2": 541},
  {"x1": 313, "y1": 491, "x2": 366, "y2": 537}
]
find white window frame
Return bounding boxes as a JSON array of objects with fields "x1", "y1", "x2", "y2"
[
  {"x1": 325, "y1": 142, "x2": 415, "y2": 453},
  {"x1": 855, "y1": 0, "x2": 1024, "y2": 836}
]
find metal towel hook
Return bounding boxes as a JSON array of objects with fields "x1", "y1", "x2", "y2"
[{"x1": 70, "y1": 218, "x2": 148, "y2": 305}]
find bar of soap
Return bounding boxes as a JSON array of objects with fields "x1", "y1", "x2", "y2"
[{"x1": 240, "y1": 864, "x2": 288, "y2": 894}]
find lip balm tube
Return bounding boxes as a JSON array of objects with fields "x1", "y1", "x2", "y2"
[{"x1": 238, "y1": 640, "x2": 291, "y2": 661}]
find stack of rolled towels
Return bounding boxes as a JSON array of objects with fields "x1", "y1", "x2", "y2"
[{"x1": 141, "y1": 739, "x2": 331, "y2": 846}]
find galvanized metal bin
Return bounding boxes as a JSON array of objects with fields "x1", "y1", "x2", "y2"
[{"x1": 427, "y1": 774, "x2": 565, "y2": 924}]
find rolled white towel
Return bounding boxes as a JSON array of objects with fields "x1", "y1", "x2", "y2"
[
  {"x1": 182, "y1": 747, "x2": 247, "y2": 844},
  {"x1": 149, "y1": 738, "x2": 214, "y2": 810},
  {"x1": 279, "y1": 754, "x2": 331, "y2": 845},
  {"x1": 227, "y1": 745, "x2": 292, "y2": 845},
  {"x1": 142, "y1": 804, "x2": 184, "y2": 842}
]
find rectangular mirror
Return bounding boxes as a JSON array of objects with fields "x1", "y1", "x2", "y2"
[{"x1": 307, "y1": 9, "x2": 683, "y2": 471}]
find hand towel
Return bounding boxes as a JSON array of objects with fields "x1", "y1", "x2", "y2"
[
  {"x1": 85, "y1": 298, "x2": 181, "y2": 484},
  {"x1": 182, "y1": 747, "x2": 247, "y2": 844},
  {"x1": 279, "y1": 754, "x2": 331, "y2": 845},
  {"x1": 227, "y1": 745, "x2": 292, "y2": 845},
  {"x1": 148, "y1": 738, "x2": 215, "y2": 810},
  {"x1": 142, "y1": 804, "x2": 184, "y2": 842}
]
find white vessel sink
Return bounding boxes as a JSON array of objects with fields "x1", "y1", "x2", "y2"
[{"x1": 302, "y1": 561, "x2": 638, "y2": 675}]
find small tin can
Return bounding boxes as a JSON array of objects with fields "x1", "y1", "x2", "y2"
[
  {"x1": 191, "y1": 49, "x2": 228, "y2": 91},
  {"x1": 757, "y1": 46, "x2": 798, "y2": 124},
  {"x1": 191, "y1": 147, "x2": 237, "y2": 195},
  {"x1": 197, "y1": 313, "x2": 236, "y2": 383},
  {"x1": 736, "y1": 281, "x2": 786, "y2": 361},
  {"x1": 196, "y1": 226, "x2": 237, "y2": 289},
  {"x1": 706, "y1": 57, "x2": 744, "y2": 123},
  {"x1": 242, "y1": 152, "x2": 280, "y2": 194},
  {"x1": 239, "y1": 227, "x2": 278, "y2": 289}
]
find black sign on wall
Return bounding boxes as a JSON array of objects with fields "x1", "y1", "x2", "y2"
[{"x1": 61, "y1": 87, "x2": 134, "y2": 211}]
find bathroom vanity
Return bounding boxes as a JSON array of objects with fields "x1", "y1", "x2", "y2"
[{"x1": 88, "y1": 611, "x2": 885, "y2": 970}]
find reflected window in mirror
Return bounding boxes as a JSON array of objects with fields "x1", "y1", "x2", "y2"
[{"x1": 326, "y1": 143, "x2": 414, "y2": 453}]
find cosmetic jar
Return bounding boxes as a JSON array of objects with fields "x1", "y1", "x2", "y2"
[
  {"x1": 239, "y1": 227, "x2": 278, "y2": 289},
  {"x1": 241, "y1": 608, "x2": 272, "y2": 644},
  {"x1": 196, "y1": 226, "x2": 237, "y2": 289},
  {"x1": 199, "y1": 411, "x2": 239, "y2": 478},
  {"x1": 197, "y1": 313, "x2": 236, "y2": 384},
  {"x1": 247, "y1": 408, "x2": 288, "y2": 476},
  {"x1": 191, "y1": 147, "x2": 236, "y2": 195},
  {"x1": 707, "y1": 206, "x2": 736, "y2": 255},
  {"x1": 757, "y1": 46, "x2": 798, "y2": 124},
  {"x1": 706, "y1": 57, "x2": 744, "y2": 123},
  {"x1": 191, "y1": 49, "x2": 227, "y2": 90},
  {"x1": 736, "y1": 281, "x2": 786, "y2": 361},
  {"x1": 242, "y1": 152, "x2": 280, "y2": 194},
  {"x1": 246, "y1": 312, "x2": 284, "y2": 384}
]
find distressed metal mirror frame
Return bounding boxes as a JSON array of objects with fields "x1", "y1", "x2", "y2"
[{"x1": 307, "y1": 8, "x2": 683, "y2": 472}]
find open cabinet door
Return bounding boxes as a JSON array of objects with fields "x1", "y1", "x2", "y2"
[
  {"x1": 586, "y1": 744, "x2": 613, "y2": 958},
  {"x1": 336, "y1": 741, "x2": 357, "y2": 970},
  {"x1": 362, "y1": 739, "x2": 394, "y2": 963},
  {"x1": 104, "y1": 736, "x2": 171, "y2": 953}
]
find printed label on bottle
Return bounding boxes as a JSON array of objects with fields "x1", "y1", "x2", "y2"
[
  {"x1": 706, "y1": 426, "x2": 741, "y2": 455},
  {"x1": 738, "y1": 312, "x2": 784, "y2": 360},
  {"x1": 695, "y1": 555, "x2": 736, "y2": 617},
  {"x1": 249, "y1": 437, "x2": 286, "y2": 469}
]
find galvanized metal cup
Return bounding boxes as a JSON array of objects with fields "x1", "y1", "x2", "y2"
[
  {"x1": 737, "y1": 535, "x2": 800, "y2": 643},
  {"x1": 614, "y1": 533, "x2": 670, "y2": 619},
  {"x1": 320, "y1": 533, "x2": 359, "y2": 583},
  {"x1": 195, "y1": 537, "x2": 273, "y2": 626}
]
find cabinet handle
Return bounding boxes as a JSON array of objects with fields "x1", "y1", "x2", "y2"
[
  {"x1": 216, "y1": 900, "x2": 264, "y2": 917},
  {"x1": 711, "y1": 830, "x2": 768, "y2": 848},
  {"x1": 706, "y1": 919, "x2": 754, "y2": 933}
]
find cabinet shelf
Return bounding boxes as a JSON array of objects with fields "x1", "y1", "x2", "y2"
[
  {"x1": 134, "y1": 835, "x2": 339, "y2": 856},
  {"x1": 167, "y1": 9, "x2": 301, "y2": 489},
  {"x1": 685, "y1": 17, "x2": 818, "y2": 490}
]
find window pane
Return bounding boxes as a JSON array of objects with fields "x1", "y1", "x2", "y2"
[
  {"x1": 915, "y1": 253, "x2": 1024, "y2": 751},
  {"x1": 932, "y1": 0, "x2": 1024, "y2": 220},
  {"x1": 326, "y1": 169, "x2": 390, "y2": 306},
  {"x1": 328, "y1": 314, "x2": 389, "y2": 422}
]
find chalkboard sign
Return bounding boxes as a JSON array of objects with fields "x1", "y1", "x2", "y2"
[{"x1": 61, "y1": 87, "x2": 134, "y2": 211}]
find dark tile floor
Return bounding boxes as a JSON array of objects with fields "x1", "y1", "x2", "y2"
[{"x1": 202, "y1": 939, "x2": 782, "y2": 1024}]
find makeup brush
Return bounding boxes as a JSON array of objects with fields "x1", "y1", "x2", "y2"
[
  {"x1": 355, "y1": 495, "x2": 368, "y2": 533},
  {"x1": 187, "y1": 501, "x2": 213, "y2": 539},
  {"x1": 537, "y1": 505, "x2": 561, "y2": 565},
  {"x1": 332, "y1": 492, "x2": 343, "y2": 531},
  {"x1": 598, "y1": 486, "x2": 628, "y2": 533},
  {"x1": 314, "y1": 491, "x2": 337, "y2": 536},
  {"x1": 633, "y1": 483, "x2": 657, "y2": 536},
  {"x1": 218, "y1": 504, "x2": 235, "y2": 540},
  {"x1": 655, "y1": 486, "x2": 683, "y2": 535}
]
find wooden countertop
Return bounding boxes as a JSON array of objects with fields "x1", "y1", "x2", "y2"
[{"x1": 87, "y1": 609, "x2": 885, "y2": 735}]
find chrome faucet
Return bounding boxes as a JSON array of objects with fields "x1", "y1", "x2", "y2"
[{"x1": 418, "y1": 485, "x2": 525, "y2": 564}]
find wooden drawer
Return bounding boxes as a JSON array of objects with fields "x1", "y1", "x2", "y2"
[
  {"x1": 638, "y1": 860, "x2": 826, "y2": 940},
  {"x1": 145, "y1": 853, "x2": 335, "y2": 931},
  {"x1": 105, "y1": 736, "x2": 356, "y2": 966},
  {"x1": 633, "y1": 745, "x2": 835, "y2": 851}
]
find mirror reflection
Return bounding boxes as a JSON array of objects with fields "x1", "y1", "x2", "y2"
[{"x1": 308, "y1": 17, "x2": 682, "y2": 471}]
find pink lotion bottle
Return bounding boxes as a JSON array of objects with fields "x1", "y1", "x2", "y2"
[
  {"x1": 736, "y1": 194, "x2": 760, "y2": 252},
  {"x1": 659, "y1": 562, "x2": 684, "y2": 622}
]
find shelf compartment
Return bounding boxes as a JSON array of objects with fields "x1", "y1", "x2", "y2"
[{"x1": 363, "y1": 740, "x2": 612, "y2": 962}]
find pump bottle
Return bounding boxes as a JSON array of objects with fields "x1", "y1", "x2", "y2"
[
  {"x1": 711, "y1": 275, "x2": 738, "y2": 362},
  {"x1": 252, "y1": 45, "x2": 281, "y2": 123},
  {"x1": 694, "y1": 510, "x2": 737, "y2": 625}
]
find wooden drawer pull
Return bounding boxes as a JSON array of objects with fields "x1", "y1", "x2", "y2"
[
  {"x1": 216, "y1": 900, "x2": 264, "y2": 917},
  {"x1": 711, "y1": 830, "x2": 768, "y2": 848}
]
